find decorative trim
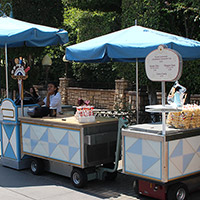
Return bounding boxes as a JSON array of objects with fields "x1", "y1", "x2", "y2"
[{"x1": 21, "y1": 121, "x2": 80, "y2": 131}]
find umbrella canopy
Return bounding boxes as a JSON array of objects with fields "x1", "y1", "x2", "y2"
[
  {"x1": 0, "y1": 15, "x2": 68, "y2": 47},
  {"x1": 65, "y1": 25, "x2": 200, "y2": 62}
]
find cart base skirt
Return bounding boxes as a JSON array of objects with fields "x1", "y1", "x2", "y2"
[{"x1": 0, "y1": 157, "x2": 30, "y2": 170}]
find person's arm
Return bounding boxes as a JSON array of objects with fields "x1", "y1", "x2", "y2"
[
  {"x1": 46, "y1": 93, "x2": 51, "y2": 107},
  {"x1": 37, "y1": 100, "x2": 45, "y2": 106},
  {"x1": 38, "y1": 96, "x2": 46, "y2": 106}
]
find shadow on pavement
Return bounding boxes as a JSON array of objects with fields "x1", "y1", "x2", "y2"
[
  {"x1": 0, "y1": 160, "x2": 199, "y2": 200},
  {"x1": 0, "y1": 162, "x2": 148, "y2": 199}
]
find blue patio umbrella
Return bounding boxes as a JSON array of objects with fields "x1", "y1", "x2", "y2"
[
  {"x1": 65, "y1": 25, "x2": 200, "y2": 123},
  {"x1": 0, "y1": 15, "x2": 69, "y2": 97},
  {"x1": 65, "y1": 25, "x2": 200, "y2": 62}
]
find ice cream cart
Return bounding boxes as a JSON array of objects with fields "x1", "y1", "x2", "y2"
[
  {"x1": 121, "y1": 45, "x2": 200, "y2": 200},
  {"x1": 0, "y1": 97, "x2": 121, "y2": 188}
]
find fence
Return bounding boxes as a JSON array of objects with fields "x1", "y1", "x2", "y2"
[{"x1": 58, "y1": 77, "x2": 200, "y2": 112}]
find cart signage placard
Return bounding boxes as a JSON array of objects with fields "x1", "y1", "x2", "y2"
[{"x1": 145, "y1": 45, "x2": 182, "y2": 82}]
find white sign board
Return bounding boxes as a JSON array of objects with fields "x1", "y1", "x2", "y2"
[{"x1": 145, "y1": 45, "x2": 182, "y2": 82}]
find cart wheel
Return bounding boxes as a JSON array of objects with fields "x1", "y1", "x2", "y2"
[
  {"x1": 167, "y1": 183, "x2": 189, "y2": 200},
  {"x1": 133, "y1": 180, "x2": 139, "y2": 194},
  {"x1": 30, "y1": 158, "x2": 44, "y2": 175},
  {"x1": 71, "y1": 168, "x2": 87, "y2": 188},
  {"x1": 103, "y1": 163, "x2": 118, "y2": 181}
]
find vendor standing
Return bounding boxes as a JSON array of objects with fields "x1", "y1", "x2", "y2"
[{"x1": 41, "y1": 82, "x2": 62, "y2": 114}]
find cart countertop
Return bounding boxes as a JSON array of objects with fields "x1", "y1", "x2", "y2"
[
  {"x1": 19, "y1": 115, "x2": 118, "y2": 127},
  {"x1": 122, "y1": 123, "x2": 200, "y2": 141},
  {"x1": 124, "y1": 123, "x2": 181, "y2": 134}
]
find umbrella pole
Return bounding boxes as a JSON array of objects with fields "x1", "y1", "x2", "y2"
[
  {"x1": 162, "y1": 81, "x2": 166, "y2": 135},
  {"x1": 5, "y1": 43, "x2": 9, "y2": 98},
  {"x1": 17, "y1": 79, "x2": 24, "y2": 116},
  {"x1": 135, "y1": 20, "x2": 139, "y2": 124},
  {"x1": 136, "y1": 58, "x2": 139, "y2": 124}
]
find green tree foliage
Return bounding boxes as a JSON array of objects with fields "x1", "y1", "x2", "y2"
[
  {"x1": 121, "y1": 0, "x2": 162, "y2": 29},
  {"x1": 63, "y1": 7, "x2": 84, "y2": 46},
  {"x1": 77, "y1": 11, "x2": 121, "y2": 42},
  {"x1": 161, "y1": 1, "x2": 200, "y2": 94},
  {"x1": 120, "y1": 0, "x2": 163, "y2": 91},
  {"x1": 162, "y1": 1, "x2": 200, "y2": 39},
  {"x1": 64, "y1": 0, "x2": 121, "y2": 13},
  {"x1": 71, "y1": 62, "x2": 116, "y2": 88},
  {"x1": 63, "y1": 4, "x2": 120, "y2": 87},
  {"x1": 12, "y1": 0, "x2": 63, "y2": 27}
]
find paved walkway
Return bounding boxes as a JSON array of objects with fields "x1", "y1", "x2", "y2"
[
  {"x1": 0, "y1": 163, "x2": 141, "y2": 200},
  {"x1": 0, "y1": 161, "x2": 199, "y2": 200}
]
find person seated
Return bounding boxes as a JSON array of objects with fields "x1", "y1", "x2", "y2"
[
  {"x1": 15, "y1": 86, "x2": 40, "y2": 105},
  {"x1": 40, "y1": 82, "x2": 62, "y2": 114},
  {"x1": 24, "y1": 86, "x2": 40, "y2": 104}
]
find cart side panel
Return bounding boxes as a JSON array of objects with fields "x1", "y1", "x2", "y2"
[
  {"x1": 123, "y1": 135, "x2": 162, "y2": 181},
  {"x1": 168, "y1": 134, "x2": 200, "y2": 180},
  {"x1": 1, "y1": 99, "x2": 20, "y2": 161},
  {"x1": 0, "y1": 98, "x2": 34, "y2": 169},
  {"x1": 83, "y1": 121, "x2": 118, "y2": 167},
  {"x1": 21, "y1": 122, "x2": 81, "y2": 167}
]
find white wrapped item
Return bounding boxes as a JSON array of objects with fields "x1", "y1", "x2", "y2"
[{"x1": 75, "y1": 105, "x2": 95, "y2": 123}]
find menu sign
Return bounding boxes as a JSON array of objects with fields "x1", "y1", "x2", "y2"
[{"x1": 145, "y1": 45, "x2": 182, "y2": 82}]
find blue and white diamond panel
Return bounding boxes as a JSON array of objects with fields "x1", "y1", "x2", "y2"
[
  {"x1": 124, "y1": 136, "x2": 162, "y2": 180},
  {"x1": 168, "y1": 135, "x2": 200, "y2": 180},
  {"x1": 2, "y1": 124, "x2": 19, "y2": 160},
  {"x1": 22, "y1": 123, "x2": 81, "y2": 166}
]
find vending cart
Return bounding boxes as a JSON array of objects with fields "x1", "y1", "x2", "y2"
[
  {"x1": 122, "y1": 123, "x2": 200, "y2": 199},
  {"x1": 0, "y1": 97, "x2": 120, "y2": 187},
  {"x1": 121, "y1": 45, "x2": 200, "y2": 200}
]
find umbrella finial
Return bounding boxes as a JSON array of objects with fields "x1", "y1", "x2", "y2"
[{"x1": 135, "y1": 19, "x2": 137, "y2": 26}]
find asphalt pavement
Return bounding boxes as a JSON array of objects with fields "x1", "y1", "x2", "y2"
[{"x1": 0, "y1": 160, "x2": 199, "y2": 200}]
